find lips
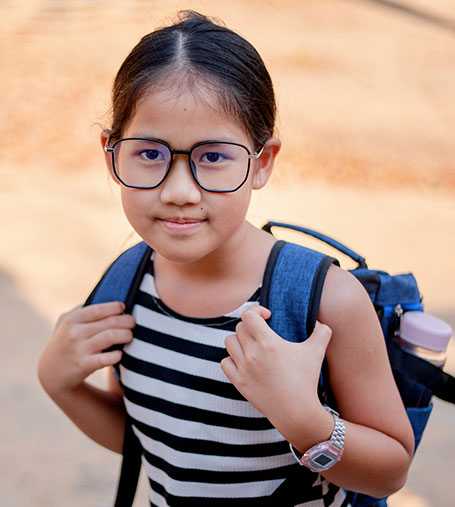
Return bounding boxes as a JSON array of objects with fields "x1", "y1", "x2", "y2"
[{"x1": 158, "y1": 217, "x2": 206, "y2": 232}]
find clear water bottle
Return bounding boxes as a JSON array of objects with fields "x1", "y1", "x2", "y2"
[
  {"x1": 397, "y1": 312, "x2": 452, "y2": 367},
  {"x1": 394, "y1": 311, "x2": 453, "y2": 407}
]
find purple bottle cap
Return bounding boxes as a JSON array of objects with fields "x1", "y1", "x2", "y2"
[{"x1": 400, "y1": 312, "x2": 452, "y2": 351}]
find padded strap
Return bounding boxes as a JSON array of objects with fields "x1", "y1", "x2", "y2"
[
  {"x1": 306, "y1": 255, "x2": 337, "y2": 337},
  {"x1": 114, "y1": 417, "x2": 142, "y2": 507},
  {"x1": 262, "y1": 242, "x2": 337, "y2": 343},
  {"x1": 260, "y1": 241, "x2": 338, "y2": 406},
  {"x1": 84, "y1": 242, "x2": 151, "y2": 506},
  {"x1": 260, "y1": 240, "x2": 286, "y2": 309},
  {"x1": 84, "y1": 242, "x2": 152, "y2": 313}
]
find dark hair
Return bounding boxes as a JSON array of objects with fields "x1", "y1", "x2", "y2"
[{"x1": 109, "y1": 11, "x2": 276, "y2": 147}]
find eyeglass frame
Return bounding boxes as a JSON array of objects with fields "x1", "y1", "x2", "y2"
[{"x1": 104, "y1": 135, "x2": 266, "y2": 193}]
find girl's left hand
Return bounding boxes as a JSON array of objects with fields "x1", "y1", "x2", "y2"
[{"x1": 221, "y1": 305, "x2": 332, "y2": 440}]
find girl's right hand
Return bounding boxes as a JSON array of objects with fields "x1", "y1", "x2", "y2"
[{"x1": 38, "y1": 302, "x2": 136, "y2": 397}]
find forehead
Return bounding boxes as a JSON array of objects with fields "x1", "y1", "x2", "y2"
[{"x1": 124, "y1": 81, "x2": 250, "y2": 147}]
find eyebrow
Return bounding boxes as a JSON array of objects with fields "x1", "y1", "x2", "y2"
[
  {"x1": 126, "y1": 132, "x2": 159, "y2": 139},
  {"x1": 124, "y1": 134, "x2": 240, "y2": 145}
]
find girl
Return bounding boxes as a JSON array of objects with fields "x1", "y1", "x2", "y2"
[{"x1": 38, "y1": 11, "x2": 414, "y2": 506}]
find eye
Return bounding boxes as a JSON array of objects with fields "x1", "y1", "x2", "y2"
[
  {"x1": 139, "y1": 149, "x2": 165, "y2": 162},
  {"x1": 202, "y1": 152, "x2": 222, "y2": 163},
  {"x1": 192, "y1": 143, "x2": 241, "y2": 171},
  {"x1": 199, "y1": 151, "x2": 230, "y2": 164}
]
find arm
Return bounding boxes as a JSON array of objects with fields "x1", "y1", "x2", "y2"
[
  {"x1": 221, "y1": 265, "x2": 414, "y2": 498},
  {"x1": 37, "y1": 302, "x2": 135, "y2": 453},
  {"x1": 310, "y1": 264, "x2": 414, "y2": 495}
]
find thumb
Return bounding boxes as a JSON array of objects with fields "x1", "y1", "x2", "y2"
[
  {"x1": 241, "y1": 304, "x2": 272, "y2": 322},
  {"x1": 304, "y1": 321, "x2": 332, "y2": 358}
]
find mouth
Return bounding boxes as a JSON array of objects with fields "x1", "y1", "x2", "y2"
[{"x1": 158, "y1": 217, "x2": 206, "y2": 232}]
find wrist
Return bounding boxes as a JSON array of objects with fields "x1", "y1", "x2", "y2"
[
  {"x1": 290, "y1": 405, "x2": 346, "y2": 473},
  {"x1": 288, "y1": 404, "x2": 335, "y2": 454},
  {"x1": 42, "y1": 379, "x2": 82, "y2": 405},
  {"x1": 38, "y1": 360, "x2": 87, "y2": 404}
]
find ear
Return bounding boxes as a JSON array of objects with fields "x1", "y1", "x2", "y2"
[
  {"x1": 251, "y1": 138, "x2": 281, "y2": 190},
  {"x1": 100, "y1": 130, "x2": 119, "y2": 184}
]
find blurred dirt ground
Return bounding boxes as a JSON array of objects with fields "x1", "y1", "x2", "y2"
[{"x1": 0, "y1": 1, "x2": 454, "y2": 506}]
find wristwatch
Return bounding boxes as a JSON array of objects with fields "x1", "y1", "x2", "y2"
[{"x1": 290, "y1": 405, "x2": 345, "y2": 473}]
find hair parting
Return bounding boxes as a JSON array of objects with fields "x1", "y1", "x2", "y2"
[{"x1": 109, "y1": 11, "x2": 276, "y2": 148}]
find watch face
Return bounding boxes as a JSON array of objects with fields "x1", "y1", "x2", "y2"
[
  {"x1": 309, "y1": 451, "x2": 337, "y2": 470},
  {"x1": 302, "y1": 442, "x2": 343, "y2": 472}
]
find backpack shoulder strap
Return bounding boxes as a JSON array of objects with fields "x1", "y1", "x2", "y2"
[
  {"x1": 84, "y1": 241, "x2": 152, "y2": 312},
  {"x1": 260, "y1": 240, "x2": 338, "y2": 405},
  {"x1": 83, "y1": 241, "x2": 151, "y2": 507},
  {"x1": 260, "y1": 240, "x2": 338, "y2": 341},
  {"x1": 114, "y1": 419, "x2": 143, "y2": 507}
]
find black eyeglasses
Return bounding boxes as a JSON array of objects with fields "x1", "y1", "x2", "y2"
[{"x1": 105, "y1": 137, "x2": 265, "y2": 193}]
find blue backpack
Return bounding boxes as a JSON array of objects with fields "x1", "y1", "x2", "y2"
[{"x1": 85, "y1": 221, "x2": 455, "y2": 506}]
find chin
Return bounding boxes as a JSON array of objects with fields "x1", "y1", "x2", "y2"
[{"x1": 149, "y1": 239, "x2": 213, "y2": 265}]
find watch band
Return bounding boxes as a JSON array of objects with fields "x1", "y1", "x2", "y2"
[
  {"x1": 324, "y1": 406, "x2": 345, "y2": 450},
  {"x1": 290, "y1": 405, "x2": 345, "y2": 471}
]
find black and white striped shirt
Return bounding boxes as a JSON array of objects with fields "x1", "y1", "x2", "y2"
[{"x1": 119, "y1": 257, "x2": 349, "y2": 506}]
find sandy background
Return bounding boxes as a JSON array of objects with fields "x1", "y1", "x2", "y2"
[{"x1": 0, "y1": 0, "x2": 454, "y2": 505}]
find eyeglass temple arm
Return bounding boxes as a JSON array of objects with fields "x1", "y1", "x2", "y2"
[
  {"x1": 248, "y1": 143, "x2": 266, "y2": 159},
  {"x1": 104, "y1": 132, "x2": 114, "y2": 153}
]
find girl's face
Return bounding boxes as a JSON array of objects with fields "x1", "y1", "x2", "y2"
[{"x1": 102, "y1": 82, "x2": 280, "y2": 266}]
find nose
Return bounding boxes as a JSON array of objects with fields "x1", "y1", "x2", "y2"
[{"x1": 159, "y1": 155, "x2": 202, "y2": 206}]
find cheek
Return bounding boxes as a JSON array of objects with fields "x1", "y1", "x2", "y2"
[
  {"x1": 120, "y1": 189, "x2": 152, "y2": 227},
  {"x1": 214, "y1": 189, "x2": 252, "y2": 227}
]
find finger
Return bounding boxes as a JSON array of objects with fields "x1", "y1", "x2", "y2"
[
  {"x1": 240, "y1": 306, "x2": 274, "y2": 341},
  {"x1": 305, "y1": 321, "x2": 332, "y2": 358},
  {"x1": 234, "y1": 321, "x2": 257, "y2": 349},
  {"x1": 220, "y1": 356, "x2": 237, "y2": 381},
  {"x1": 80, "y1": 313, "x2": 136, "y2": 339},
  {"x1": 87, "y1": 328, "x2": 134, "y2": 353},
  {"x1": 224, "y1": 333, "x2": 244, "y2": 363},
  {"x1": 55, "y1": 304, "x2": 83, "y2": 328},
  {"x1": 73, "y1": 302, "x2": 126, "y2": 324},
  {"x1": 87, "y1": 350, "x2": 123, "y2": 371},
  {"x1": 241, "y1": 305, "x2": 271, "y2": 321}
]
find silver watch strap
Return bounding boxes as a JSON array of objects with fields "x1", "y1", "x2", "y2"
[
  {"x1": 289, "y1": 405, "x2": 346, "y2": 459},
  {"x1": 324, "y1": 405, "x2": 345, "y2": 450}
]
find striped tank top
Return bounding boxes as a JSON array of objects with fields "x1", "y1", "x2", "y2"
[{"x1": 119, "y1": 256, "x2": 349, "y2": 506}]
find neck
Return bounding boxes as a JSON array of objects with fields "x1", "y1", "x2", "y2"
[
  {"x1": 155, "y1": 221, "x2": 263, "y2": 280},
  {"x1": 152, "y1": 221, "x2": 276, "y2": 317}
]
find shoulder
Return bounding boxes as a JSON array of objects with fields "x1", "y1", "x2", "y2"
[
  {"x1": 319, "y1": 263, "x2": 384, "y2": 357},
  {"x1": 318, "y1": 264, "x2": 396, "y2": 413},
  {"x1": 319, "y1": 263, "x2": 374, "y2": 323},
  {"x1": 316, "y1": 265, "x2": 414, "y2": 452}
]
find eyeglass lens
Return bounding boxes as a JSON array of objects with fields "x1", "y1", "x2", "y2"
[{"x1": 113, "y1": 139, "x2": 250, "y2": 191}]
